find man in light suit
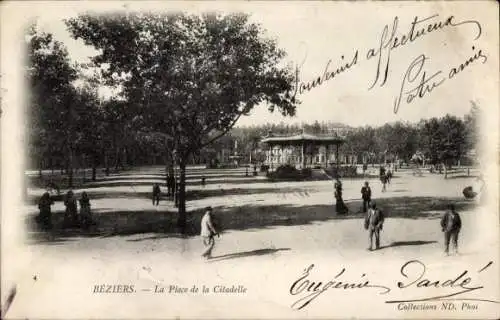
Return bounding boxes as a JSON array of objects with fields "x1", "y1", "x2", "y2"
[{"x1": 200, "y1": 207, "x2": 219, "y2": 259}]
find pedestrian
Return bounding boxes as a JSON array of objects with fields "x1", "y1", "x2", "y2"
[
  {"x1": 152, "y1": 183, "x2": 161, "y2": 206},
  {"x1": 201, "y1": 176, "x2": 206, "y2": 187},
  {"x1": 379, "y1": 165, "x2": 386, "y2": 178},
  {"x1": 334, "y1": 177, "x2": 348, "y2": 214},
  {"x1": 440, "y1": 204, "x2": 462, "y2": 255},
  {"x1": 79, "y1": 192, "x2": 94, "y2": 230},
  {"x1": 37, "y1": 192, "x2": 54, "y2": 230},
  {"x1": 386, "y1": 168, "x2": 392, "y2": 184},
  {"x1": 381, "y1": 174, "x2": 387, "y2": 192},
  {"x1": 362, "y1": 163, "x2": 368, "y2": 176},
  {"x1": 63, "y1": 190, "x2": 78, "y2": 228},
  {"x1": 166, "y1": 174, "x2": 172, "y2": 196},
  {"x1": 361, "y1": 181, "x2": 371, "y2": 213},
  {"x1": 169, "y1": 175, "x2": 176, "y2": 199},
  {"x1": 364, "y1": 201, "x2": 385, "y2": 251},
  {"x1": 200, "y1": 206, "x2": 219, "y2": 259},
  {"x1": 167, "y1": 168, "x2": 175, "y2": 197}
]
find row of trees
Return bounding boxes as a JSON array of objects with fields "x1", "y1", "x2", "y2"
[
  {"x1": 225, "y1": 105, "x2": 480, "y2": 167},
  {"x1": 27, "y1": 26, "x2": 135, "y2": 185},
  {"x1": 26, "y1": 13, "x2": 298, "y2": 231}
]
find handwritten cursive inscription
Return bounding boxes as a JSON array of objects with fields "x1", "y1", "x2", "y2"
[
  {"x1": 287, "y1": 13, "x2": 486, "y2": 113},
  {"x1": 386, "y1": 260, "x2": 496, "y2": 304},
  {"x1": 289, "y1": 261, "x2": 499, "y2": 311},
  {"x1": 393, "y1": 46, "x2": 488, "y2": 114},
  {"x1": 289, "y1": 264, "x2": 390, "y2": 310},
  {"x1": 393, "y1": 54, "x2": 445, "y2": 114},
  {"x1": 290, "y1": 50, "x2": 359, "y2": 100},
  {"x1": 367, "y1": 14, "x2": 482, "y2": 89}
]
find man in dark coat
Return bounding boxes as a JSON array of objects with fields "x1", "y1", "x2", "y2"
[
  {"x1": 381, "y1": 174, "x2": 388, "y2": 192},
  {"x1": 440, "y1": 204, "x2": 462, "y2": 255},
  {"x1": 364, "y1": 201, "x2": 385, "y2": 251},
  {"x1": 152, "y1": 183, "x2": 161, "y2": 206},
  {"x1": 361, "y1": 181, "x2": 371, "y2": 213},
  {"x1": 167, "y1": 173, "x2": 176, "y2": 198}
]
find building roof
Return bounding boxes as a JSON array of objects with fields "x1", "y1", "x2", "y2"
[{"x1": 261, "y1": 132, "x2": 345, "y2": 145}]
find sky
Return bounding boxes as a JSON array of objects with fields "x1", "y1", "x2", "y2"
[{"x1": 32, "y1": 1, "x2": 498, "y2": 128}]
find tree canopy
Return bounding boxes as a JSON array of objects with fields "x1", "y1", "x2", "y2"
[
  {"x1": 65, "y1": 12, "x2": 299, "y2": 229},
  {"x1": 66, "y1": 12, "x2": 297, "y2": 159}
]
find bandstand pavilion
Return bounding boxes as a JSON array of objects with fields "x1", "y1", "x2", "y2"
[{"x1": 260, "y1": 131, "x2": 346, "y2": 170}]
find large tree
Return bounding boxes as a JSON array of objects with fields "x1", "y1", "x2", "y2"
[
  {"x1": 419, "y1": 115, "x2": 467, "y2": 174},
  {"x1": 66, "y1": 12, "x2": 298, "y2": 230}
]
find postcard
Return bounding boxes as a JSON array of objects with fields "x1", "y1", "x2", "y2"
[{"x1": 1, "y1": 1, "x2": 499, "y2": 319}]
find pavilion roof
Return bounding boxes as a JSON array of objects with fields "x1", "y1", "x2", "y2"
[{"x1": 261, "y1": 132, "x2": 345, "y2": 144}]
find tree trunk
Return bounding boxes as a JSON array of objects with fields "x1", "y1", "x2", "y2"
[
  {"x1": 50, "y1": 155, "x2": 55, "y2": 175},
  {"x1": 68, "y1": 148, "x2": 74, "y2": 188},
  {"x1": 92, "y1": 153, "x2": 97, "y2": 181},
  {"x1": 177, "y1": 160, "x2": 187, "y2": 233},
  {"x1": 165, "y1": 163, "x2": 169, "y2": 184},
  {"x1": 82, "y1": 156, "x2": 86, "y2": 183},
  {"x1": 104, "y1": 150, "x2": 110, "y2": 176},
  {"x1": 114, "y1": 146, "x2": 120, "y2": 171},
  {"x1": 121, "y1": 147, "x2": 126, "y2": 170}
]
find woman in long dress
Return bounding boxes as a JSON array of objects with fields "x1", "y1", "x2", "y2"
[
  {"x1": 79, "y1": 192, "x2": 93, "y2": 229},
  {"x1": 334, "y1": 178, "x2": 348, "y2": 215},
  {"x1": 37, "y1": 192, "x2": 54, "y2": 230},
  {"x1": 63, "y1": 190, "x2": 78, "y2": 228}
]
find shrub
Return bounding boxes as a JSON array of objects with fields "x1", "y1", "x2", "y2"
[
  {"x1": 325, "y1": 165, "x2": 358, "y2": 178},
  {"x1": 267, "y1": 165, "x2": 312, "y2": 181}
]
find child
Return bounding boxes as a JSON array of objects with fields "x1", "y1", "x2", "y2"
[{"x1": 440, "y1": 204, "x2": 462, "y2": 255}]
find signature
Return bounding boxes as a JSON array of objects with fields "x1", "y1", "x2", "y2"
[
  {"x1": 289, "y1": 260, "x2": 499, "y2": 310},
  {"x1": 288, "y1": 14, "x2": 485, "y2": 112},
  {"x1": 289, "y1": 264, "x2": 391, "y2": 310}
]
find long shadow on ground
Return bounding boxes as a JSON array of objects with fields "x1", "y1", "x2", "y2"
[
  {"x1": 26, "y1": 196, "x2": 477, "y2": 244},
  {"x1": 24, "y1": 186, "x2": 316, "y2": 205},
  {"x1": 378, "y1": 240, "x2": 437, "y2": 250},
  {"x1": 80, "y1": 177, "x2": 267, "y2": 189},
  {"x1": 207, "y1": 248, "x2": 291, "y2": 262}
]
